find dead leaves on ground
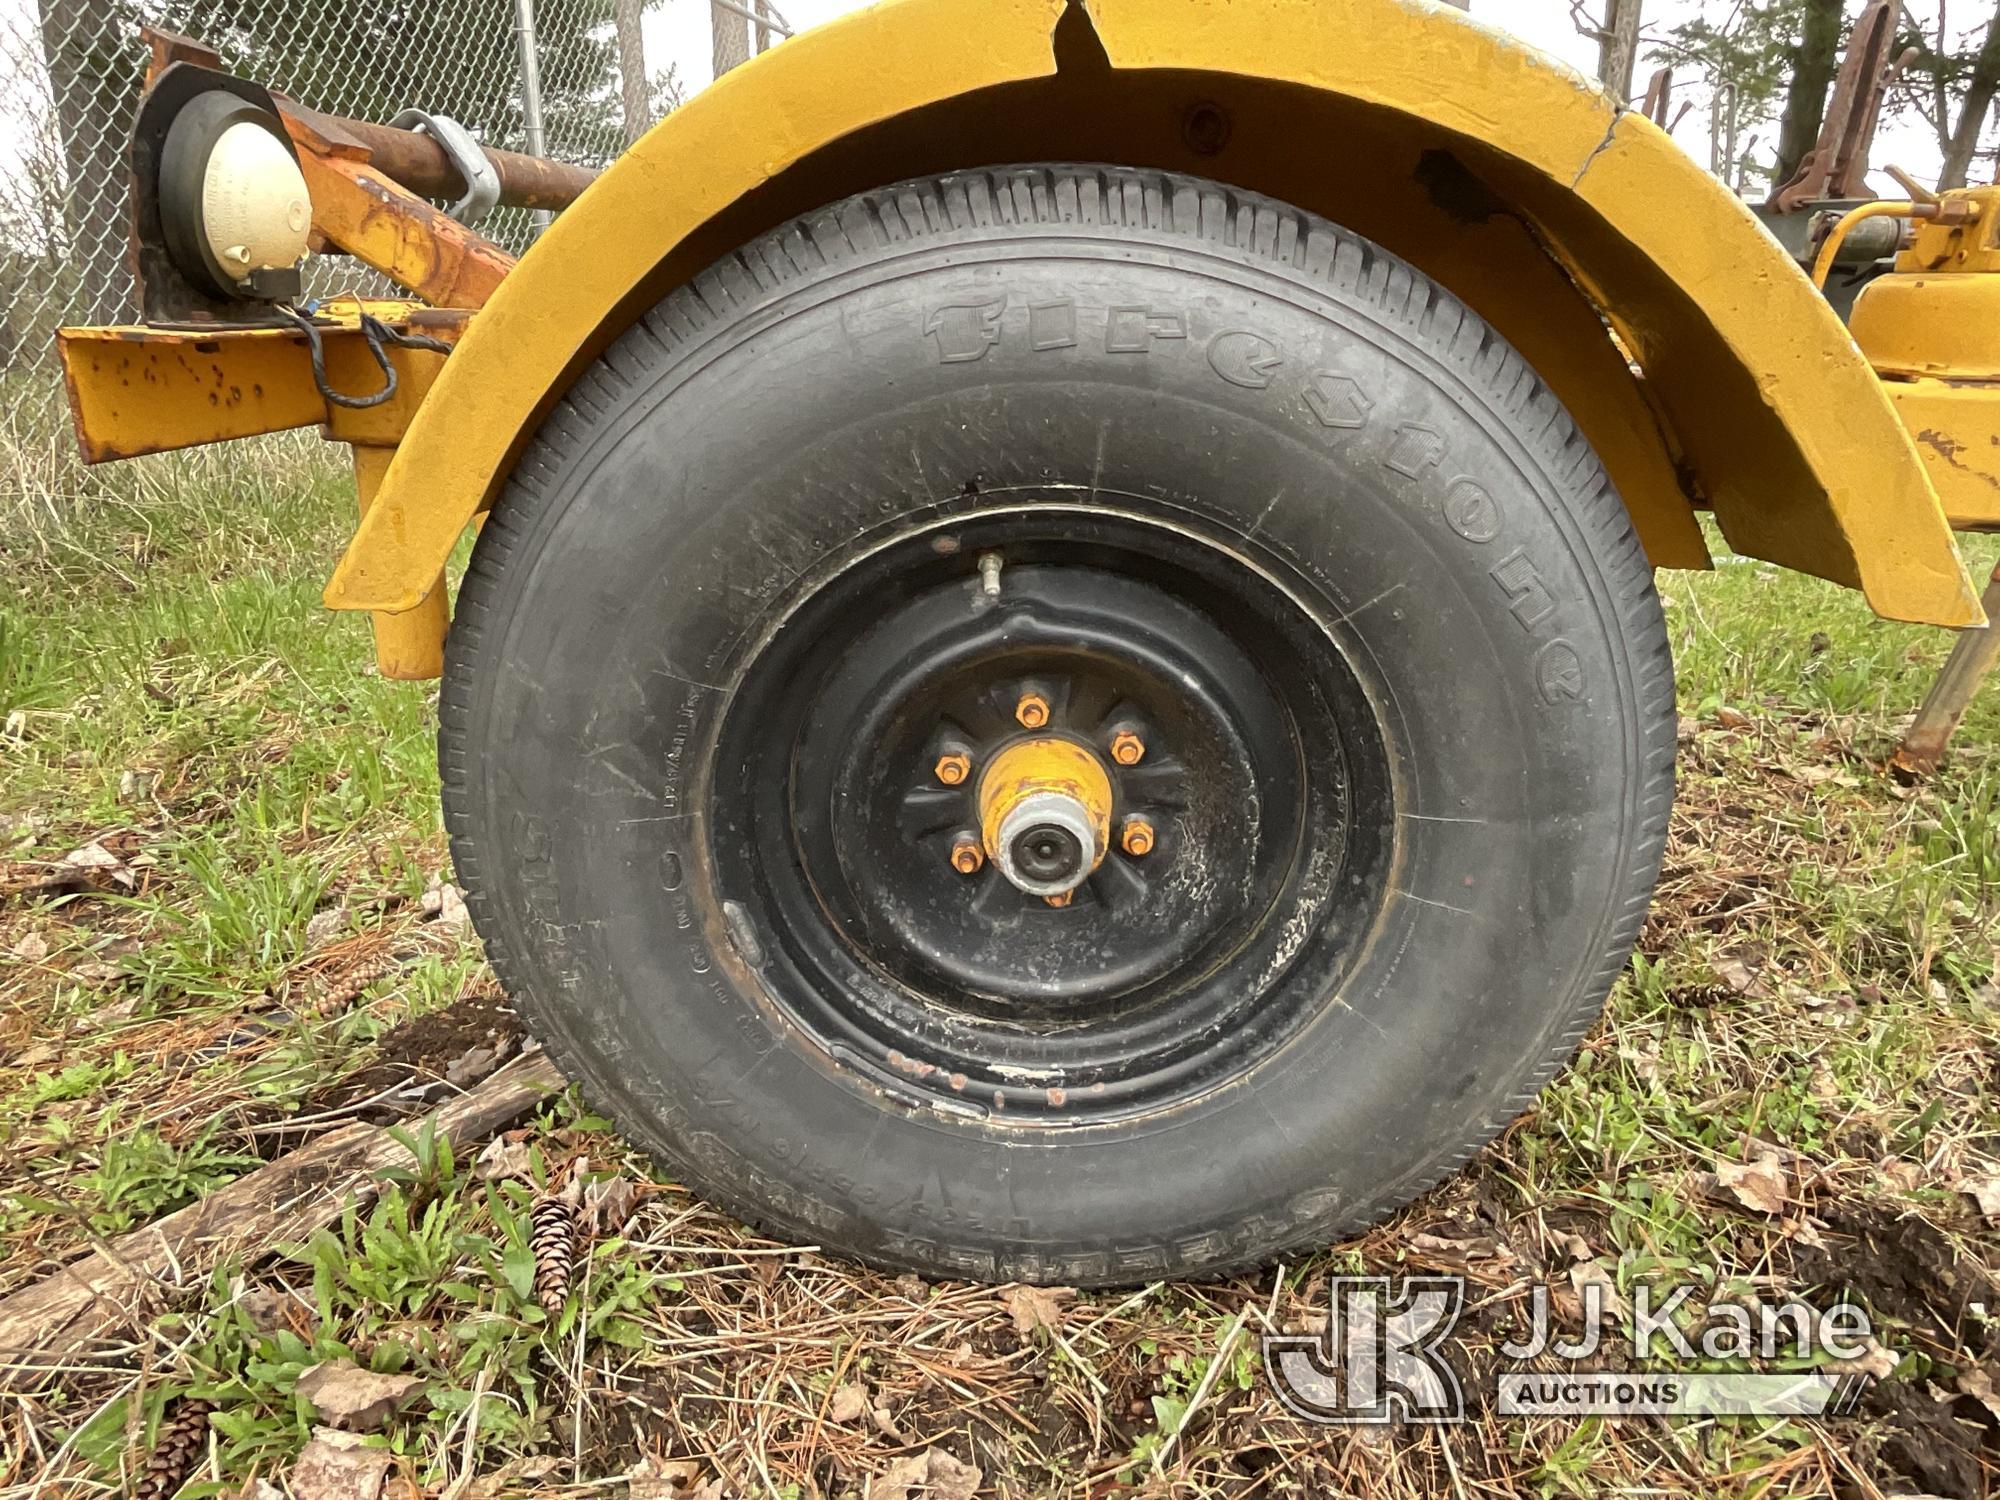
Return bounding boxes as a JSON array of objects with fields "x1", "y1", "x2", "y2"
[
  {"x1": 1709, "y1": 1148, "x2": 1792, "y2": 1217},
  {"x1": 289, "y1": 1427, "x2": 397, "y2": 1500},
  {"x1": 1957, "y1": 1172, "x2": 2000, "y2": 1225},
  {"x1": 1, "y1": 832, "x2": 150, "y2": 901},
  {"x1": 296, "y1": 1360, "x2": 427, "y2": 1433},
  {"x1": 866, "y1": 1447, "x2": 981, "y2": 1500},
  {"x1": 998, "y1": 1283, "x2": 1075, "y2": 1339},
  {"x1": 827, "y1": 1383, "x2": 873, "y2": 1425},
  {"x1": 625, "y1": 1455, "x2": 708, "y2": 1499}
]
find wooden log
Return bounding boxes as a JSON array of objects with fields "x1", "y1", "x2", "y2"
[{"x1": 0, "y1": 1052, "x2": 565, "y2": 1388}]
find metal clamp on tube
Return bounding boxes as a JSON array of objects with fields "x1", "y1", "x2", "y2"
[{"x1": 388, "y1": 110, "x2": 503, "y2": 225}]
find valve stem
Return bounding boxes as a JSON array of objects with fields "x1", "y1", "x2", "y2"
[{"x1": 978, "y1": 551, "x2": 1003, "y2": 599}]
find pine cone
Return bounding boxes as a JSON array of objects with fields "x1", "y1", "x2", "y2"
[
  {"x1": 530, "y1": 1180, "x2": 581, "y2": 1316},
  {"x1": 304, "y1": 951, "x2": 398, "y2": 1017},
  {"x1": 133, "y1": 1397, "x2": 213, "y2": 1500}
]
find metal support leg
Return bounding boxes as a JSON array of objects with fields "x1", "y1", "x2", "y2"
[
  {"x1": 1895, "y1": 556, "x2": 2000, "y2": 774},
  {"x1": 352, "y1": 447, "x2": 449, "y2": 679}
]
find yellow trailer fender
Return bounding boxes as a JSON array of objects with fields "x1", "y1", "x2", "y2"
[{"x1": 326, "y1": 0, "x2": 1982, "y2": 628}]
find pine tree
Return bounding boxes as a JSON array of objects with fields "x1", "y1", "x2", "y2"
[
  {"x1": 1897, "y1": 0, "x2": 2000, "y2": 187},
  {"x1": 1648, "y1": 2, "x2": 1815, "y2": 190}
]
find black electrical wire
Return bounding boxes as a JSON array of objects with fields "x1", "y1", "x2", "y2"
[{"x1": 273, "y1": 305, "x2": 453, "y2": 410}]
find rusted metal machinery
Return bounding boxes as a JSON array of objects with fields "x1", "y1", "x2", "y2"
[{"x1": 52, "y1": 0, "x2": 2000, "y2": 1285}]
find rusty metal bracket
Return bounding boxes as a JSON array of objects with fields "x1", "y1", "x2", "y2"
[
  {"x1": 291, "y1": 148, "x2": 515, "y2": 309},
  {"x1": 1768, "y1": 0, "x2": 1908, "y2": 212},
  {"x1": 55, "y1": 301, "x2": 464, "y2": 460}
]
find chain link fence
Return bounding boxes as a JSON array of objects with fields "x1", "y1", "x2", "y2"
[{"x1": 0, "y1": 0, "x2": 693, "y2": 482}]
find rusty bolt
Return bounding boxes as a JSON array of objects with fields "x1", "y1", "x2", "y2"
[
  {"x1": 950, "y1": 836, "x2": 984, "y2": 875},
  {"x1": 1016, "y1": 692, "x2": 1051, "y2": 729},
  {"x1": 934, "y1": 751, "x2": 972, "y2": 786},
  {"x1": 1121, "y1": 817, "x2": 1156, "y2": 857},
  {"x1": 1044, "y1": 890, "x2": 1074, "y2": 908},
  {"x1": 1110, "y1": 730, "x2": 1146, "y2": 766}
]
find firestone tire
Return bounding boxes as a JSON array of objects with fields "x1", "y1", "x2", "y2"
[{"x1": 440, "y1": 165, "x2": 1675, "y2": 1286}]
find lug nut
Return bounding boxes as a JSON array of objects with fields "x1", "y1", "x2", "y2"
[
  {"x1": 1016, "y1": 693, "x2": 1051, "y2": 729},
  {"x1": 935, "y1": 751, "x2": 972, "y2": 786},
  {"x1": 1044, "y1": 890, "x2": 1073, "y2": 908},
  {"x1": 1121, "y1": 817, "x2": 1156, "y2": 857},
  {"x1": 950, "y1": 836, "x2": 984, "y2": 875},
  {"x1": 1110, "y1": 730, "x2": 1146, "y2": 766}
]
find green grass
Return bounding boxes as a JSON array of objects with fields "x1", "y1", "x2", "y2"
[{"x1": 0, "y1": 434, "x2": 1995, "y2": 1497}]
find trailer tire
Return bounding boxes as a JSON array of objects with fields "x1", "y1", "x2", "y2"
[{"x1": 441, "y1": 165, "x2": 1675, "y2": 1285}]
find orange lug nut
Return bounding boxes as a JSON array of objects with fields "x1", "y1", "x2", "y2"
[
  {"x1": 1015, "y1": 693, "x2": 1051, "y2": 729},
  {"x1": 1121, "y1": 817, "x2": 1156, "y2": 857},
  {"x1": 934, "y1": 751, "x2": 972, "y2": 785},
  {"x1": 1110, "y1": 730, "x2": 1145, "y2": 766},
  {"x1": 1044, "y1": 890, "x2": 1074, "y2": 908},
  {"x1": 950, "y1": 837, "x2": 984, "y2": 875}
]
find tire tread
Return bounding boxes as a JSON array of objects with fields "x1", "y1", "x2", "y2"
[{"x1": 442, "y1": 164, "x2": 1675, "y2": 1284}]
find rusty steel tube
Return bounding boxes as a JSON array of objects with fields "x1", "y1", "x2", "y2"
[
  {"x1": 1895, "y1": 557, "x2": 2000, "y2": 775},
  {"x1": 284, "y1": 102, "x2": 598, "y2": 212}
]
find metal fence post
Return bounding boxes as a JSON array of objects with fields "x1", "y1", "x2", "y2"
[{"x1": 514, "y1": 0, "x2": 554, "y2": 236}]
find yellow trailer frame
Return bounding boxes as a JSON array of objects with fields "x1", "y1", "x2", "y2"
[{"x1": 56, "y1": 0, "x2": 2000, "y2": 683}]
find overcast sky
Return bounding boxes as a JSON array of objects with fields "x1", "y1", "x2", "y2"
[{"x1": 640, "y1": 0, "x2": 1958, "y2": 190}]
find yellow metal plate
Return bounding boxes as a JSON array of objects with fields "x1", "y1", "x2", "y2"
[
  {"x1": 57, "y1": 301, "x2": 451, "y2": 462},
  {"x1": 326, "y1": 0, "x2": 1979, "y2": 627},
  {"x1": 59, "y1": 325, "x2": 326, "y2": 462},
  {"x1": 1882, "y1": 380, "x2": 2000, "y2": 530},
  {"x1": 1853, "y1": 274, "x2": 2000, "y2": 382}
]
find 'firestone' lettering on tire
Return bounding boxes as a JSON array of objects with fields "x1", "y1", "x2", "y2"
[{"x1": 921, "y1": 303, "x2": 1587, "y2": 708}]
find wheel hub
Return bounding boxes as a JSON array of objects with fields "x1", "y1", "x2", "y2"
[
  {"x1": 707, "y1": 508, "x2": 1395, "y2": 1123},
  {"x1": 977, "y1": 736, "x2": 1114, "y2": 898}
]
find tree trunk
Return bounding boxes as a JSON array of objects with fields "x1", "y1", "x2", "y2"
[
  {"x1": 1597, "y1": 0, "x2": 1644, "y2": 102},
  {"x1": 712, "y1": 0, "x2": 751, "y2": 79},
  {"x1": 36, "y1": 0, "x2": 133, "y2": 322},
  {"x1": 615, "y1": 0, "x2": 648, "y2": 145},
  {"x1": 1772, "y1": 0, "x2": 1844, "y2": 187},
  {"x1": 1940, "y1": 0, "x2": 2000, "y2": 188}
]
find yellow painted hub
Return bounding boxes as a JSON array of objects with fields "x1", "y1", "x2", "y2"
[{"x1": 978, "y1": 737, "x2": 1115, "y2": 897}]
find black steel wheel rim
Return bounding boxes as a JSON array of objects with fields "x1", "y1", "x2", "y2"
[{"x1": 707, "y1": 505, "x2": 1397, "y2": 1125}]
